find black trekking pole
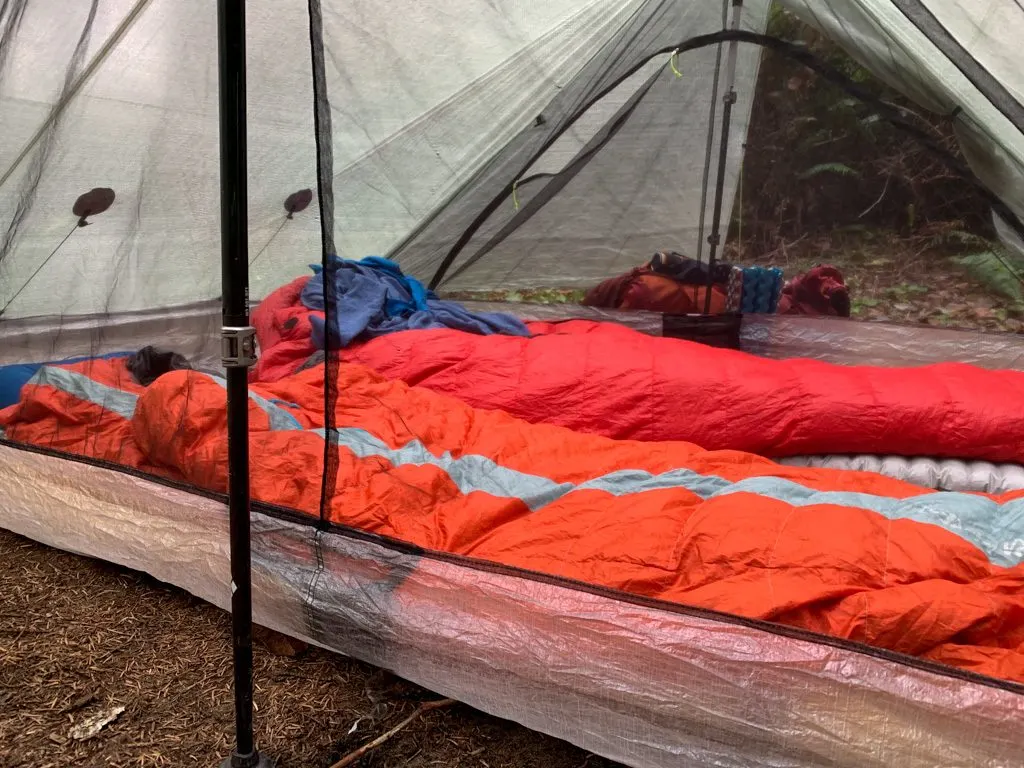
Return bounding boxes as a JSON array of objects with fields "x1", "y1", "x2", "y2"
[
  {"x1": 216, "y1": 0, "x2": 273, "y2": 766},
  {"x1": 704, "y1": 0, "x2": 745, "y2": 315}
]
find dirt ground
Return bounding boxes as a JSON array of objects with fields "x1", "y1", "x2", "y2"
[
  {"x1": 738, "y1": 231, "x2": 1024, "y2": 333},
  {"x1": 0, "y1": 529, "x2": 618, "y2": 768},
  {"x1": 448, "y1": 234, "x2": 1024, "y2": 335}
]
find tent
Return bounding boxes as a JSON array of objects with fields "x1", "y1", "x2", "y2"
[{"x1": 2, "y1": 1, "x2": 1023, "y2": 766}]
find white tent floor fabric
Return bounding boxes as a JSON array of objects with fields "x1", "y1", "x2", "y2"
[{"x1": 3, "y1": 446, "x2": 1023, "y2": 768}]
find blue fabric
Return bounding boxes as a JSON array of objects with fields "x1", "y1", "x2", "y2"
[
  {"x1": 740, "y1": 266, "x2": 783, "y2": 314},
  {"x1": 0, "y1": 352, "x2": 132, "y2": 410},
  {"x1": 301, "y1": 255, "x2": 530, "y2": 349}
]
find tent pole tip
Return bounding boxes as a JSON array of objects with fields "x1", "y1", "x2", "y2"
[{"x1": 219, "y1": 751, "x2": 277, "y2": 768}]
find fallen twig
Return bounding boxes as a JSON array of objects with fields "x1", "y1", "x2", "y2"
[
  {"x1": 329, "y1": 698, "x2": 457, "y2": 768},
  {"x1": 858, "y1": 175, "x2": 891, "y2": 219}
]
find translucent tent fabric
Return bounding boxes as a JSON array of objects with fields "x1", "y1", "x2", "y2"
[
  {"x1": 4, "y1": 450, "x2": 1022, "y2": 768},
  {"x1": 3, "y1": 2, "x2": 1024, "y2": 768},
  {"x1": 388, "y1": 0, "x2": 1024, "y2": 290},
  {"x1": 0, "y1": 0, "x2": 647, "y2": 317},
  {"x1": 778, "y1": 0, "x2": 1024, "y2": 255},
  {"x1": 388, "y1": 1, "x2": 772, "y2": 289},
  {"x1": 5, "y1": 0, "x2": 1024, "y2": 309}
]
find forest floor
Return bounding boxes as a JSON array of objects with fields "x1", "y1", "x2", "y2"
[
  {"x1": 449, "y1": 233, "x2": 1024, "y2": 334},
  {"x1": 740, "y1": 231, "x2": 1024, "y2": 333},
  {"x1": 0, "y1": 529, "x2": 618, "y2": 768}
]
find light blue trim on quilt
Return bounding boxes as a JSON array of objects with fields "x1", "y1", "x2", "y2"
[
  {"x1": 27, "y1": 366, "x2": 138, "y2": 420},
  {"x1": 25, "y1": 365, "x2": 1024, "y2": 567},
  {"x1": 317, "y1": 427, "x2": 1024, "y2": 567}
]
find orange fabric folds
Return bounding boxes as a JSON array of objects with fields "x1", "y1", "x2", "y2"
[{"x1": 2, "y1": 357, "x2": 1023, "y2": 683}]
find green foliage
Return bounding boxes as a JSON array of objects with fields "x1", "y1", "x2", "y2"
[
  {"x1": 953, "y1": 252, "x2": 1024, "y2": 302},
  {"x1": 886, "y1": 282, "x2": 929, "y2": 298},
  {"x1": 528, "y1": 288, "x2": 577, "y2": 304},
  {"x1": 737, "y1": 4, "x2": 993, "y2": 249},
  {"x1": 459, "y1": 288, "x2": 588, "y2": 306}
]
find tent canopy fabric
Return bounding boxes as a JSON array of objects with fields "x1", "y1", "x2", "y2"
[
  {"x1": 2, "y1": 0, "x2": 1024, "y2": 317},
  {"x1": 780, "y1": 0, "x2": 1024, "y2": 259},
  {"x1": 2, "y1": 2, "x2": 1024, "y2": 768},
  {"x1": 0, "y1": 0, "x2": 657, "y2": 316}
]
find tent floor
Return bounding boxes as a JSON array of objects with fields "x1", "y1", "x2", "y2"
[{"x1": 0, "y1": 528, "x2": 619, "y2": 768}]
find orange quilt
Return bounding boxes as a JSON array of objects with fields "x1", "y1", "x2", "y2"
[{"x1": 2, "y1": 357, "x2": 1022, "y2": 683}]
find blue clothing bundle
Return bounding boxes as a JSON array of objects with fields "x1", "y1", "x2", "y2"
[{"x1": 300, "y1": 256, "x2": 531, "y2": 349}]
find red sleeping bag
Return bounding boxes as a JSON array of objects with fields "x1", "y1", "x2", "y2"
[{"x1": 252, "y1": 277, "x2": 1024, "y2": 464}]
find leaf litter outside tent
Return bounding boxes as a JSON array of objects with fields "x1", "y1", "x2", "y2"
[
  {"x1": 68, "y1": 705, "x2": 125, "y2": 741},
  {"x1": 0, "y1": 529, "x2": 619, "y2": 768},
  {"x1": 446, "y1": 233, "x2": 1024, "y2": 335},
  {"x1": 715, "y1": 229, "x2": 1023, "y2": 333}
]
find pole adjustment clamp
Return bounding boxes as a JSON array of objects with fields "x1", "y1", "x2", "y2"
[{"x1": 221, "y1": 326, "x2": 258, "y2": 368}]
